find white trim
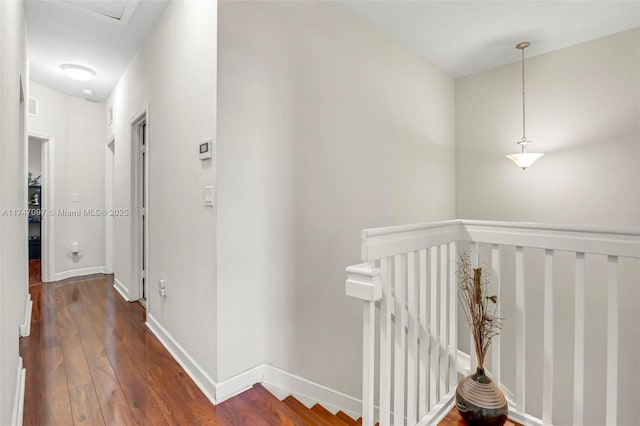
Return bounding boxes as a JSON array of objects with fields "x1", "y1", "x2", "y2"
[
  {"x1": 28, "y1": 132, "x2": 55, "y2": 282},
  {"x1": 53, "y1": 266, "x2": 105, "y2": 282},
  {"x1": 59, "y1": 0, "x2": 140, "y2": 26},
  {"x1": 507, "y1": 404, "x2": 547, "y2": 426},
  {"x1": 10, "y1": 357, "x2": 26, "y2": 426},
  {"x1": 262, "y1": 364, "x2": 363, "y2": 420},
  {"x1": 145, "y1": 314, "x2": 217, "y2": 404},
  {"x1": 360, "y1": 219, "x2": 640, "y2": 261},
  {"x1": 105, "y1": 136, "x2": 115, "y2": 274},
  {"x1": 129, "y1": 104, "x2": 149, "y2": 304},
  {"x1": 19, "y1": 293, "x2": 32, "y2": 337},
  {"x1": 416, "y1": 391, "x2": 456, "y2": 426},
  {"x1": 143, "y1": 313, "x2": 367, "y2": 418},
  {"x1": 216, "y1": 364, "x2": 265, "y2": 403},
  {"x1": 113, "y1": 278, "x2": 131, "y2": 302}
]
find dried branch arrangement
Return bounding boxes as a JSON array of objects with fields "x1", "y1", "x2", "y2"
[{"x1": 457, "y1": 251, "x2": 502, "y2": 369}]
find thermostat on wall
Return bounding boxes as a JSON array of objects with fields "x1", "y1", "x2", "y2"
[{"x1": 199, "y1": 139, "x2": 213, "y2": 160}]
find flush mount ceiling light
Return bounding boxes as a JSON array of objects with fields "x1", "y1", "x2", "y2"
[
  {"x1": 506, "y1": 42, "x2": 544, "y2": 170},
  {"x1": 60, "y1": 64, "x2": 96, "y2": 82},
  {"x1": 81, "y1": 89, "x2": 94, "y2": 97}
]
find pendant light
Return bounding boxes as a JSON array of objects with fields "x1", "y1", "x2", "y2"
[{"x1": 506, "y1": 41, "x2": 543, "y2": 170}]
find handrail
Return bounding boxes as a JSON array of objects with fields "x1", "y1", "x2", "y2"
[
  {"x1": 362, "y1": 219, "x2": 640, "y2": 238},
  {"x1": 361, "y1": 219, "x2": 640, "y2": 261}
]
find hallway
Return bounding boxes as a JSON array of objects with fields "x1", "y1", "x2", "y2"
[
  {"x1": 20, "y1": 275, "x2": 221, "y2": 425},
  {"x1": 21, "y1": 276, "x2": 374, "y2": 426}
]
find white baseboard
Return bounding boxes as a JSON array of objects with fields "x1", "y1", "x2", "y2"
[
  {"x1": 145, "y1": 314, "x2": 218, "y2": 404},
  {"x1": 216, "y1": 364, "x2": 265, "y2": 403},
  {"x1": 262, "y1": 364, "x2": 362, "y2": 420},
  {"x1": 19, "y1": 294, "x2": 32, "y2": 337},
  {"x1": 54, "y1": 266, "x2": 105, "y2": 282},
  {"x1": 417, "y1": 391, "x2": 456, "y2": 426},
  {"x1": 10, "y1": 357, "x2": 26, "y2": 426},
  {"x1": 113, "y1": 278, "x2": 131, "y2": 302},
  {"x1": 143, "y1": 317, "x2": 365, "y2": 419}
]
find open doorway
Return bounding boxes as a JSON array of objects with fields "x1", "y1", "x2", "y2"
[
  {"x1": 27, "y1": 137, "x2": 43, "y2": 285},
  {"x1": 27, "y1": 133, "x2": 55, "y2": 284}
]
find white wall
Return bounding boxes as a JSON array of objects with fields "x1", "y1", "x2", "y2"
[
  {"x1": 28, "y1": 82, "x2": 106, "y2": 279},
  {"x1": 0, "y1": 0, "x2": 29, "y2": 423},
  {"x1": 106, "y1": 0, "x2": 218, "y2": 380},
  {"x1": 217, "y1": 0, "x2": 456, "y2": 397},
  {"x1": 456, "y1": 30, "x2": 639, "y2": 425},
  {"x1": 456, "y1": 29, "x2": 639, "y2": 227}
]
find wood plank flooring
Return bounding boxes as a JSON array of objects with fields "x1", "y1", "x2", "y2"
[
  {"x1": 20, "y1": 273, "x2": 510, "y2": 425},
  {"x1": 29, "y1": 259, "x2": 41, "y2": 286},
  {"x1": 438, "y1": 408, "x2": 523, "y2": 426}
]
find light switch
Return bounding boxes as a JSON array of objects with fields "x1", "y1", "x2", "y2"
[
  {"x1": 203, "y1": 185, "x2": 214, "y2": 207},
  {"x1": 71, "y1": 193, "x2": 79, "y2": 203}
]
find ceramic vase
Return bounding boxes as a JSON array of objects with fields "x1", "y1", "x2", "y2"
[{"x1": 456, "y1": 367, "x2": 508, "y2": 426}]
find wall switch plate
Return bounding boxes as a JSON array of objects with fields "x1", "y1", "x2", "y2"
[
  {"x1": 71, "y1": 193, "x2": 79, "y2": 203},
  {"x1": 204, "y1": 185, "x2": 214, "y2": 207}
]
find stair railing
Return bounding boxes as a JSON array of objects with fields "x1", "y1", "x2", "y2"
[{"x1": 346, "y1": 219, "x2": 640, "y2": 426}]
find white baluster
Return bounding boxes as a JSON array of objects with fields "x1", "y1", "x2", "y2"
[
  {"x1": 543, "y1": 249, "x2": 554, "y2": 425},
  {"x1": 429, "y1": 247, "x2": 439, "y2": 407},
  {"x1": 439, "y1": 244, "x2": 448, "y2": 396},
  {"x1": 407, "y1": 251, "x2": 418, "y2": 425},
  {"x1": 606, "y1": 255, "x2": 618, "y2": 426},
  {"x1": 573, "y1": 252, "x2": 585, "y2": 426},
  {"x1": 491, "y1": 244, "x2": 501, "y2": 385},
  {"x1": 394, "y1": 255, "x2": 406, "y2": 426},
  {"x1": 515, "y1": 246, "x2": 526, "y2": 411},
  {"x1": 448, "y1": 242, "x2": 457, "y2": 391},
  {"x1": 418, "y1": 248, "x2": 428, "y2": 418},
  {"x1": 380, "y1": 257, "x2": 392, "y2": 425}
]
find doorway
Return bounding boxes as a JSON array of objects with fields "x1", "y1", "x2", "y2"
[
  {"x1": 27, "y1": 137, "x2": 43, "y2": 285},
  {"x1": 26, "y1": 133, "x2": 55, "y2": 284},
  {"x1": 131, "y1": 108, "x2": 149, "y2": 308}
]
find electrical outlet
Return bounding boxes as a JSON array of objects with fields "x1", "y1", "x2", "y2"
[{"x1": 158, "y1": 280, "x2": 167, "y2": 297}]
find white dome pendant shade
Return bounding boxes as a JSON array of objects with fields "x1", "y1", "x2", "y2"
[
  {"x1": 506, "y1": 42, "x2": 543, "y2": 170},
  {"x1": 506, "y1": 151, "x2": 544, "y2": 170}
]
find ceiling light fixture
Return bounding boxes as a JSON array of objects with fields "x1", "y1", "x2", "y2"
[
  {"x1": 506, "y1": 42, "x2": 543, "y2": 170},
  {"x1": 81, "y1": 89, "x2": 94, "y2": 97},
  {"x1": 60, "y1": 64, "x2": 96, "y2": 82}
]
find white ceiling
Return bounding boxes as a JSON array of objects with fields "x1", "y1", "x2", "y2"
[
  {"x1": 339, "y1": 1, "x2": 640, "y2": 77},
  {"x1": 26, "y1": 1, "x2": 640, "y2": 102},
  {"x1": 26, "y1": 0, "x2": 169, "y2": 101}
]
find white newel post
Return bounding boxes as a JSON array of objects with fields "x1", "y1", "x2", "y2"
[{"x1": 346, "y1": 263, "x2": 382, "y2": 426}]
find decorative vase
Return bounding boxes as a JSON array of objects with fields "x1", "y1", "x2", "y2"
[{"x1": 456, "y1": 367, "x2": 508, "y2": 426}]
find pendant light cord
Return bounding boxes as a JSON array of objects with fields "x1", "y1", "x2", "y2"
[{"x1": 521, "y1": 46, "x2": 526, "y2": 143}]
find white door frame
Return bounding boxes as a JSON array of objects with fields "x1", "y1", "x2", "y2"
[
  {"x1": 28, "y1": 132, "x2": 55, "y2": 283},
  {"x1": 105, "y1": 136, "x2": 115, "y2": 274},
  {"x1": 130, "y1": 105, "x2": 149, "y2": 305}
]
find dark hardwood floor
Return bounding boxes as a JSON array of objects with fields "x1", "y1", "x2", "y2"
[
  {"x1": 21, "y1": 274, "x2": 225, "y2": 425},
  {"x1": 29, "y1": 259, "x2": 41, "y2": 286},
  {"x1": 20, "y1": 273, "x2": 506, "y2": 425},
  {"x1": 19, "y1": 275, "x2": 361, "y2": 425},
  {"x1": 438, "y1": 408, "x2": 523, "y2": 426}
]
